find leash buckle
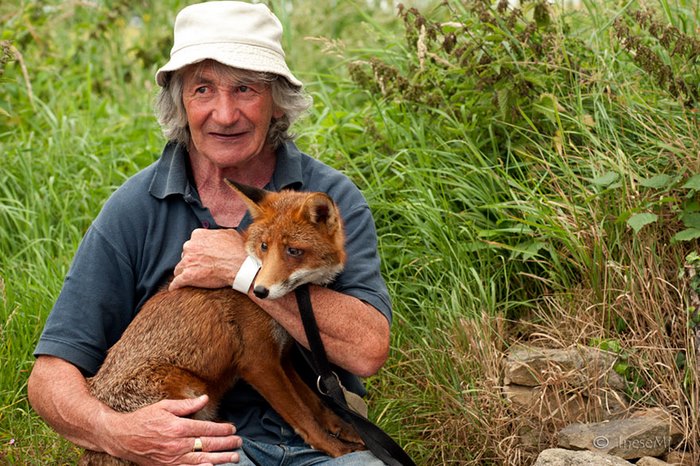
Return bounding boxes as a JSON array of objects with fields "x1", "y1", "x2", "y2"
[{"x1": 316, "y1": 372, "x2": 342, "y2": 396}]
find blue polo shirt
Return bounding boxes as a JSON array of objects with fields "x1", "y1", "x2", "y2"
[{"x1": 35, "y1": 141, "x2": 391, "y2": 443}]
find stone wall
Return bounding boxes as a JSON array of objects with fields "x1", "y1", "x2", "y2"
[{"x1": 503, "y1": 344, "x2": 689, "y2": 465}]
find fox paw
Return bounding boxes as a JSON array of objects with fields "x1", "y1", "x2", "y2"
[
  {"x1": 329, "y1": 425, "x2": 364, "y2": 448},
  {"x1": 318, "y1": 434, "x2": 366, "y2": 458}
]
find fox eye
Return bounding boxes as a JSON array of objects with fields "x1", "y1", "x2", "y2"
[
  {"x1": 286, "y1": 247, "x2": 303, "y2": 257},
  {"x1": 260, "y1": 242, "x2": 268, "y2": 252}
]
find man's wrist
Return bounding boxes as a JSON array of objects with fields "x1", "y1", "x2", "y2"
[
  {"x1": 89, "y1": 403, "x2": 122, "y2": 456},
  {"x1": 232, "y1": 256, "x2": 261, "y2": 293}
]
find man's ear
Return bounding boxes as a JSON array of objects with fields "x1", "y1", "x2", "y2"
[
  {"x1": 225, "y1": 179, "x2": 267, "y2": 218},
  {"x1": 272, "y1": 105, "x2": 285, "y2": 121}
]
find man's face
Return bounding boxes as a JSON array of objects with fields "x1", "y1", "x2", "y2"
[{"x1": 182, "y1": 63, "x2": 284, "y2": 169}]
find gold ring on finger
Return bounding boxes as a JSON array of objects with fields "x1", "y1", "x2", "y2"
[{"x1": 193, "y1": 437, "x2": 203, "y2": 452}]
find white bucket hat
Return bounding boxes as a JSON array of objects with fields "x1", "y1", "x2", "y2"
[{"x1": 155, "y1": 1, "x2": 302, "y2": 88}]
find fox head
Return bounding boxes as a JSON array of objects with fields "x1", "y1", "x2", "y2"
[{"x1": 226, "y1": 179, "x2": 346, "y2": 299}]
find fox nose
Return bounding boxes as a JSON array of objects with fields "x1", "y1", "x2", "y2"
[{"x1": 253, "y1": 285, "x2": 269, "y2": 299}]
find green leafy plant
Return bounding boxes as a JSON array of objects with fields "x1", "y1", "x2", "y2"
[
  {"x1": 614, "y1": 7, "x2": 700, "y2": 107},
  {"x1": 591, "y1": 171, "x2": 700, "y2": 242},
  {"x1": 590, "y1": 338, "x2": 646, "y2": 397}
]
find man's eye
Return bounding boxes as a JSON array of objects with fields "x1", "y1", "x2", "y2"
[
  {"x1": 237, "y1": 85, "x2": 250, "y2": 93},
  {"x1": 195, "y1": 86, "x2": 208, "y2": 94}
]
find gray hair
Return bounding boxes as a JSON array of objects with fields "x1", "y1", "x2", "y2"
[{"x1": 154, "y1": 60, "x2": 312, "y2": 149}]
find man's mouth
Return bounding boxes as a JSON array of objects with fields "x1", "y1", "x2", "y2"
[{"x1": 210, "y1": 130, "x2": 246, "y2": 139}]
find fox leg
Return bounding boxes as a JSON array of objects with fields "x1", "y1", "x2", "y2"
[
  {"x1": 240, "y1": 356, "x2": 359, "y2": 457},
  {"x1": 154, "y1": 365, "x2": 218, "y2": 420},
  {"x1": 280, "y1": 358, "x2": 364, "y2": 448},
  {"x1": 92, "y1": 365, "x2": 217, "y2": 420}
]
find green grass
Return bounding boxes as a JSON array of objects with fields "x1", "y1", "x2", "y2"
[{"x1": 3, "y1": 0, "x2": 700, "y2": 464}]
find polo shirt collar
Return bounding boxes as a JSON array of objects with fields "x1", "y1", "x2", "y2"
[
  {"x1": 149, "y1": 141, "x2": 191, "y2": 200},
  {"x1": 149, "y1": 141, "x2": 305, "y2": 200},
  {"x1": 268, "y1": 141, "x2": 304, "y2": 192}
]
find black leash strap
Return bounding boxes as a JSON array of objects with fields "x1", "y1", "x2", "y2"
[{"x1": 294, "y1": 284, "x2": 416, "y2": 466}]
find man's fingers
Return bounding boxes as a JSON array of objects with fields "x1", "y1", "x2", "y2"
[
  {"x1": 159, "y1": 394, "x2": 210, "y2": 417},
  {"x1": 168, "y1": 272, "x2": 186, "y2": 291},
  {"x1": 190, "y1": 435, "x2": 241, "y2": 453},
  {"x1": 178, "y1": 442, "x2": 241, "y2": 465},
  {"x1": 179, "y1": 449, "x2": 240, "y2": 465},
  {"x1": 170, "y1": 228, "x2": 246, "y2": 290},
  {"x1": 157, "y1": 396, "x2": 240, "y2": 440}
]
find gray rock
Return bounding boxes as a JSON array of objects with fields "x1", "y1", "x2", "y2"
[
  {"x1": 533, "y1": 448, "x2": 634, "y2": 465},
  {"x1": 558, "y1": 415, "x2": 672, "y2": 459},
  {"x1": 636, "y1": 456, "x2": 672, "y2": 466},
  {"x1": 504, "y1": 344, "x2": 626, "y2": 390}
]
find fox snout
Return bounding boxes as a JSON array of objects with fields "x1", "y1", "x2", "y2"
[
  {"x1": 253, "y1": 285, "x2": 270, "y2": 299},
  {"x1": 251, "y1": 265, "x2": 343, "y2": 301}
]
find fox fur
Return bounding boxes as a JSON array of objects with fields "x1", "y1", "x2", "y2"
[{"x1": 78, "y1": 180, "x2": 364, "y2": 465}]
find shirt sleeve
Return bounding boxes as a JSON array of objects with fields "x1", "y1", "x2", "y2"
[
  {"x1": 331, "y1": 202, "x2": 392, "y2": 324},
  {"x1": 34, "y1": 222, "x2": 138, "y2": 375}
]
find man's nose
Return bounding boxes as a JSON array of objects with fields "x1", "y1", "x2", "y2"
[{"x1": 213, "y1": 92, "x2": 241, "y2": 124}]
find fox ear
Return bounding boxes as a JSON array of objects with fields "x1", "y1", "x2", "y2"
[
  {"x1": 302, "y1": 193, "x2": 341, "y2": 233},
  {"x1": 225, "y1": 179, "x2": 267, "y2": 218}
]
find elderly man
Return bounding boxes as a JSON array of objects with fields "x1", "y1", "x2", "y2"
[{"x1": 27, "y1": 2, "x2": 391, "y2": 465}]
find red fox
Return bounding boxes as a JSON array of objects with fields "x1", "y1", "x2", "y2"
[{"x1": 79, "y1": 180, "x2": 364, "y2": 465}]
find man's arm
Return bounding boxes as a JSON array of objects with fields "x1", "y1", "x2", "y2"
[
  {"x1": 250, "y1": 286, "x2": 389, "y2": 377},
  {"x1": 169, "y1": 228, "x2": 390, "y2": 377},
  {"x1": 27, "y1": 355, "x2": 242, "y2": 465}
]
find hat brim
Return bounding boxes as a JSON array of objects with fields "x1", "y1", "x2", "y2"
[{"x1": 155, "y1": 42, "x2": 302, "y2": 88}]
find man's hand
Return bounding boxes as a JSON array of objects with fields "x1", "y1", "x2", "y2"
[
  {"x1": 170, "y1": 228, "x2": 247, "y2": 290},
  {"x1": 28, "y1": 357, "x2": 243, "y2": 466},
  {"x1": 105, "y1": 395, "x2": 241, "y2": 466}
]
